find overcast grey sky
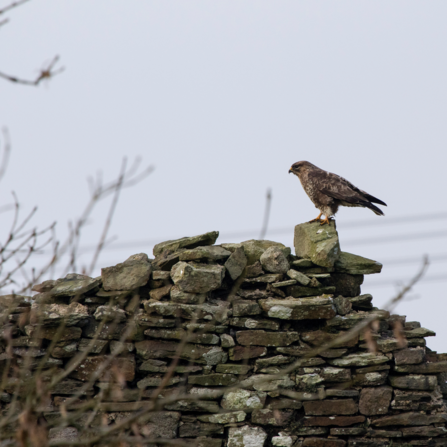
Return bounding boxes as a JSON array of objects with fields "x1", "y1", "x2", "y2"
[{"x1": 1, "y1": 1, "x2": 447, "y2": 350}]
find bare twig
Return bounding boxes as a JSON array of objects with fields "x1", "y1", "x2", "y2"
[
  {"x1": 0, "y1": 0, "x2": 29, "y2": 16},
  {"x1": 0, "y1": 127, "x2": 11, "y2": 182},
  {"x1": 259, "y1": 187, "x2": 272, "y2": 240},
  {"x1": 0, "y1": 55, "x2": 64, "y2": 86}
]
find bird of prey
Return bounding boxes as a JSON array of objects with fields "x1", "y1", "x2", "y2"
[{"x1": 289, "y1": 161, "x2": 387, "y2": 225}]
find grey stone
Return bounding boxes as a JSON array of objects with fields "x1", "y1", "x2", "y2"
[
  {"x1": 227, "y1": 425, "x2": 267, "y2": 447},
  {"x1": 328, "y1": 273, "x2": 364, "y2": 297},
  {"x1": 259, "y1": 297, "x2": 336, "y2": 320},
  {"x1": 260, "y1": 246, "x2": 290, "y2": 274},
  {"x1": 303, "y1": 399, "x2": 358, "y2": 415},
  {"x1": 251, "y1": 409, "x2": 293, "y2": 426},
  {"x1": 139, "y1": 411, "x2": 180, "y2": 439},
  {"x1": 272, "y1": 279, "x2": 297, "y2": 288},
  {"x1": 388, "y1": 374, "x2": 438, "y2": 390},
  {"x1": 152, "y1": 270, "x2": 171, "y2": 280},
  {"x1": 359, "y1": 386, "x2": 392, "y2": 415},
  {"x1": 153, "y1": 231, "x2": 219, "y2": 257},
  {"x1": 293, "y1": 259, "x2": 315, "y2": 268},
  {"x1": 394, "y1": 347, "x2": 425, "y2": 365},
  {"x1": 216, "y1": 364, "x2": 252, "y2": 374},
  {"x1": 333, "y1": 296, "x2": 352, "y2": 315},
  {"x1": 245, "y1": 273, "x2": 283, "y2": 284},
  {"x1": 349, "y1": 294, "x2": 373, "y2": 310},
  {"x1": 220, "y1": 334, "x2": 235, "y2": 348},
  {"x1": 240, "y1": 374, "x2": 295, "y2": 392},
  {"x1": 334, "y1": 251, "x2": 382, "y2": 275},
  {"x1": 245, "y1": 261, "x2": 264, "y2": 278},
  {"x1": 198, "y1": 411, "x2": 246, "y2": 424},
  {"x1": 109, "y1": 341, "x2": 134, "y2": 355},
  {"x1": 78, "y1": 338, "x2": 108, "y2": 354},
  {"x1": 145, "y1": 301, "x2": 229, "y2": 323},
  {"x1": 328, "y1": 353, "x2": 389, "y2": 367},
  {"x1": 93, "y1": 305, "x2": 126, "y2": 322},
  {"x1": 171, "y1": 262, "x2": 224, "y2": 293},
  {"x1": 236, "y1": 330, "x2": 300, "y2": 347},
  {"x1": 287, "y1": 269, "x2": 311, "y2": 286},
  {"x1": 230, "y1": 317, "x2": 280, "y2": 330},
  {"x1": 286, "y1": 285, "x2": 336, "y2": 297},
  {"x1": 225, "y1": 247, "x2": 247, "y2": 280},
  {"x1": 352, "y1": 371, "x2": 389, "y2": 386},
  {"x1": 144, "y1": 328, "x2": 219, "y2": 345},
  {"x1": 221, "y1": 389, "x2": 266, "y2": 411},
  {"x1": 404, "y1": 327, "x2": 436, "y2": 338},
  {"x1": 179, "y1": 421, "x2": 224, "y2": 437},
  {"x1": 394, "y1": 360, "x2": 447, "y2": 374},
  {"x1": 31, "y1": 302, "x2": 89, "y2": 327},
  {"x1": 229, "y1": 346, "x2": 267, "y2": 361},
  {"x1": 102, "y1": 254, "x2": 151, "y2": 291},
  {"x1": 179, "y1": 245, "x2": 231, "y2": 261},
  {"x1": 232, "y1": 300, "x2": 262, "y2": 317},
  {"x1": 240, "y1": 239, "x2": 290, "y2": 265},
  {"x1": 170, "y1": 286, "x2": 206, "y2": 304},
  {"x1": 294, "y1": 222, "x2": 340, "y2": 268},
  {"x1": 149, "y1": 284, "x2": 172, "y2": 300},
  {"x1": 48, "y1": 274, "x2": 101, "y2": 298},
  {"x1": 372, "y1": 412, "x2": 447, "y2": 427}
]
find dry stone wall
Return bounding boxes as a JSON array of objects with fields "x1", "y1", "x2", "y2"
[{"x1": 1, "y1": 222, "x2": 447, "y2": 446}]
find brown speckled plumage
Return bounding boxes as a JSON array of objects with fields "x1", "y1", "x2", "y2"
[{"x1": 289, "y1": 161, "x2": 387, "y2": 225}]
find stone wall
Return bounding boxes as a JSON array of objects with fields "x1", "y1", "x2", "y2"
[{"x1": 1, "y1": 222, "x2": 447, "y2": 446}]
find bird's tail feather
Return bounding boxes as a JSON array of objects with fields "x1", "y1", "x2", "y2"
[{"x1": 366, "y1": 202, "x2": 384, "y2": 216}]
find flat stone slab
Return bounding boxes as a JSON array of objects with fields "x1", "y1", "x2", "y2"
[
  {"x1": 403, "y1": 327, "x2": 436, "y2": 338},
  {"x1": 286, "y1": 285, "x2": 336, "y2": 298},
  {"x1": 227, "y1": 425, "x2": 267, "y2": 447},
  {"x1": 236, "y1": 330, "x2": 300, "y2": 347},
  {"x1": 179, "y1": 245, "x2": 231, "y2": 261},
  {"x1": 251, "y1": 408, "x2": 293, "y2": 426},
  {"x1": 229, "y1": 346, "x2": 267, "y2": 361},
  {"x1": 153, "y1": 231, "x2": 219, "y2": 257},
  {"x1": 31, "y1": 302, "x2": 89, "y2": 327},
  {"x1": 303, "y1": 399, "x2": 358, "y2": 416},
  {"x1": 334, "y1": 251, "x2": 382, "y2": 275},
  {"x1": 224, "y1": 247, "x2": 247, "y2": 280},
  {"x1": 102, "y1": 255, "x2": 151, "y2": 291},
  {"x1": 48, "y1": 274, "x2": 101, "y2": 297},
  {"x1": 294, "y1": 222, "x2": 340, "y2": 268},
  {"x1": 303, "y1": 416, "x2": 365, "y2": 427},
  {"x1": 388, "y1": 374, "x2": 438, "y2": 390},
  {"x1": 394, "y1": 347, "x2": 425, "y2": 365},
  {"x1": 328, "y1": 353, "x2": 389, "y2": 367},
  {"x1": 70, "y1": 355, "x2": 135, "y2": 382},
  {"x1": 259, "y1": 297, "x2": 336, "y2": 320},
  {"x1": 145, "y1": 301, "x2": 229, "y2": 323},
  {"x1": 221, "y1": 389, "x2": 266, "y2": 411},
  {"x1": 394, "y1": 360, "x2": 447, "y2": 374},
  {"x1": 372, "y1": 412, "x2": 447, "y2": 427},
  {"x1": 301, "y1": 330, "x2": 358, "y2": 348},
  {"x1": 230, "y1": 317, "x2": 280, "y2": 331}
]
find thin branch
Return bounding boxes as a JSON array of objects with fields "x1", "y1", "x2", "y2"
[
  {"x1": 0, "y1": 127, "x2": 11, "y2": 183},
  {"x1": 0, "y1": 55, "x2": 64, "y2": 86},
  {"x1": 87, "y1": 158, "x2": 126, "y2": 274},
  {"x1": 0, "y1": 0, "x2": 29, "y2": 15},
  {"x1": 259, "y1": 187, "x2": 272, "y2": 240}
]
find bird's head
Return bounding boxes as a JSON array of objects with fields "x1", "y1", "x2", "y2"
[{"x1": 289, "y1": 161, "x2": 313, "y2": 176}]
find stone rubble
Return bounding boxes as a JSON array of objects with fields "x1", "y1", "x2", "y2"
[{"x1": 0, "y1": 221, "x2": 446, "y2": 446}]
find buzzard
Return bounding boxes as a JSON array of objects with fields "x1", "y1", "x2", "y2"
[{"x1": 289, "y1": 161, "x2": 387, "y2": 225}]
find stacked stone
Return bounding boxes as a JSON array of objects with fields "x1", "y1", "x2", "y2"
[{"x1": 0, "y1": 223, "x2": 446, "y2": 446}]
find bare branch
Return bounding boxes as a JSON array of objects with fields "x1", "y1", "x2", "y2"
[
  {"x1": 0, "y1": 55, "x2": 64, "y2": 86},
  {"x1": 0, "y1": 0, "x2": 30, "y2": 16},
  {"x1": 259, "y1": 187, "x2": 272, "y2": 240}
]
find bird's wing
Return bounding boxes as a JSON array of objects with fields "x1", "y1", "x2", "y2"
[
  {"x1": 309, "y1": 171, "x2": 371, "y2": 206},
  {"x1": 309, "y1": 171, "x2": 387, "y2": 207}
]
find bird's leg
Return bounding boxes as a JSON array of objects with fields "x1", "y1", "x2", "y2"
[
  {"x1": 320, "y1": 216, "x2": 333, "y2": 225},
  {"x1": 308, "y1": 212, "x2": 323, "y2": 223}
]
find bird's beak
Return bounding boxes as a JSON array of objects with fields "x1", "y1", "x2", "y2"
[{"x1": 288, "y1": 168, "x2": 293, "y2": 174}]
